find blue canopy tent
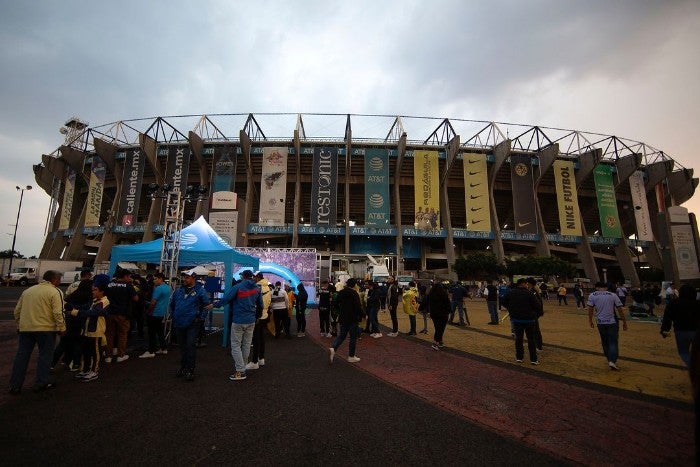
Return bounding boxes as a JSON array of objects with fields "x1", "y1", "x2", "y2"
[{"x1": 109, "y1": 216, "x2": 259, "y2": 345}]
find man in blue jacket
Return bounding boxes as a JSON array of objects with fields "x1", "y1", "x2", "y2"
[
  {"x1": 170, "y1": 271, "x2": 212, "y2": 381},
  {"x1": 215, "y1": 270, "x2": 263, "y2": 381}
]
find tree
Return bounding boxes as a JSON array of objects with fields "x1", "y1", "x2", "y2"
[
  {"x1": 505, "y1": 255, "x2": 575, "y2": 281},
  {"x1": 453, "y1": 252, "x2": 505, "y2": 281},
  {"x1": 0, "y1": 249, "x2": 23, "y2": 259}
]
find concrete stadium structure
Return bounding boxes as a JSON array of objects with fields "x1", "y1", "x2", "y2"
[{"x1": 33, "y1": 114, "x2": 700, "y2": 286}]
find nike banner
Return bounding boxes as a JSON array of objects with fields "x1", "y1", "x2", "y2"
[
  {"x1": 510, "y1": 155, "x2": 538, "y2": 235},
  {"x1": 553, "y1": 160, "x2": 582, "y2": 236},
  {"x1": 462, "y1": 153, "x2": 491, "y2": 232},
  {"x1": 211, "y1": 145, "x2": 237, "y2": 193},
  {"x1": 414, "y1": 150, "x2": 440, "y2": 229},
  {"x1": 165, "y1": 146, "x2": 191, "y2": 195},
  {"x1": 85, "y1": 156, "x2": 107, "y2": 228},
  {"x1": 593, "y1": 164, "x2": 622, "y2": 238},
  {"x1": 310, "y1": 147, "x2": 338, "y2": 225},
  {"x1": 59, "y1": 167, "x2": 76, "y2": 230},
  {"x1": 259, "y1": 147, "x2": 288, "y2": 226},
  {"x1": 629, "y1": 170, "x2": 653, "y2": 241},
  {"x1": 364, "y1": 148, "x2": 390, "y2": 226},
  {"x1": 117, "y1": 148, "x2": 146, "y2": 228}
]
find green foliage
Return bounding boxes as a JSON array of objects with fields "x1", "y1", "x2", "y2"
[
  {"x1": 505, "y1": 255, "x2": 575, "y2": 280},
  {"x1": 0, "y1": 249, "x2": 23, "y2": 259},
  {"x1": 453, "y1": 252, "x2": 504, "y2": 280}
]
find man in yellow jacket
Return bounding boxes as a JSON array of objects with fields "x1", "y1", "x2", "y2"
[
  {"x1": 10, "y1": 270, "x2": 66, "y2": 394},
  {"x1": 402, "y1": 281, "x2": 419, "y2": 336}
]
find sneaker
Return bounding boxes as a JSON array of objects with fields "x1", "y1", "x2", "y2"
[
  {"x1": 372, "y1": 333, "x2": 383, "y2": 339},
  {"x1": 75, "y1": 371, "x2": 89, "y2": 379},
  {"x1": 104, "y1": 357, "x2": 113, "y2": 364},
  {"x1": 139, "y1": 351, "x2": 156, "y2": 359},
  {"x1": 68, "y1": 362, "x2": 80, "y2": 372},
  {"x1": 245, "y1": 362, "x2": 259, "y2": 370},
  {"x1": 297, "y1": 333, "x2": 305, "y2": 337},
  {"x1": 407, "y1": 331, "x2": 417, "y2": 336},
  {"x1": 184, "y1": 371, "x2": 195, "y2": 381},
  {"x1": 387, "y1": 332, "x2": 399, "y2": 337},
  {"x1": 229, "y1": 372, "x2": 247, "y2": 381},
  {"x1": 431, "y1": 344, "x2": 440, "y2": 351},
  {"x1": 531, "y1": 361, "x2": 540, "y2": 365},
  {"x1": 9, "y1": 387, "x2": 21, "y2": 395},
  {"x1": 81, "y1": 372, "x2": 99, "y2": 382},
  {"x1": 536, "y1": 348, "x2": 543, "y2": 353},
  {"x1": 420, "y1": 329, "x2": 428, "y2": 334},
  {"x1": 347, "y1": 356, "x2": 361, "y2": 363},
  {"x1": 438, "y1": 343, "x2": 445, "y2": 348},
  {"x1": 116, "y1": 355, "x2": 130, "y2": 363},
  {"x1": 516, "y1": 359, "x2": 523, "y2": 363},
  {"x1": 155, "y1": 349, "x2": 168, "y2": 355},
  {"x1": 176, "y1": 368, "x2": 185, "y2": 378},
  {"x1": 329, "y1": 348, "x2": 335, "y2": 363},
  {"x1": 34, "y1": 383, "x2": 57, "y2": 392},
  {"x1": 112, "y1": 348, "x2": 118, "y2": 356},
  {"x1": 608, "y1": 361, "x2": 619, "y2": 371},
  {"x1": 258, "y1": 358, "x2": 265, "y2": 366}
]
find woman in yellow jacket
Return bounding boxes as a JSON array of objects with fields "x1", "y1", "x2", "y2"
[{"x1": 402, "y1": 281, "x2": 419, "y2": 335}]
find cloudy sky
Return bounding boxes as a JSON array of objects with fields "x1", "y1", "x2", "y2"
[{"x1": 1, "y1": 0, "x2": 698, "y2": 257}]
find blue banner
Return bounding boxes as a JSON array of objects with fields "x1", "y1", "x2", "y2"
[{"x1": 364, "y1": 148, "x2": 390, "y2": 226}]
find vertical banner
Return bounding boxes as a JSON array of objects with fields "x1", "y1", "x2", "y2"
[
  {"x1": 413, "y1": 150, "x2": 440, "y2": 229},
  {"x1": 364, "y1": 148, "x2": 390, "y2": 226},
  {"x1": 593, "y1": 164, "x2": 622, "y2": 238},
  {"x1": 117, "y1": 148, "x2": 146, "y2": 228},
  {"x1": 310, "y1": 147, "x2": 338, "y2": 225},
  {"x1": 85, "y1": 156, "x2": 107, "y2": 228},
  {"x1": 259, "y1": 147, "x2": 288, "y2": 226},
  {"x1": 629, "y1": 170, "x2": 654, "y2": 241},
  {"x1": 58, "y1": 167, "x2": 76, "y2": 230},
  {"x1": 553, "y1": 160, "x2": 582, "y2": 236},
  {"x1": 211, "y1": 145, "x2": 237, "y2": 193},
  {"x1": 208, "y1": 211, "x2": 239, "y2": 247},
  {"x1": 165, "y1": 147, "x2": 191, "y2": 194},
  {"x1": 463, "y1": 153, "x2": 491, "y2": 232},
  {"x1": 510, "y1": 155, "x2": 538, "y2": 235}
]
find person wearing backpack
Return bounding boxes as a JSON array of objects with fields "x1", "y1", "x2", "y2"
[{"x1": 270, "y1": 281, "x2": 290, "y2": 338}]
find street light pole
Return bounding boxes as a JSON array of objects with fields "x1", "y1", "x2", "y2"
[{"x1": 7, "y1": 185, "x2": 32, "y2": 280}]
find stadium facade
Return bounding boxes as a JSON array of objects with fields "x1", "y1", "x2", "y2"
[{"x1": 33, "y1": 114, "x2": 700, "y2": 286}]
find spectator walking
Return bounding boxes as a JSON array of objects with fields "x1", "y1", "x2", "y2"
[
  {"x1": 427, "y1": 283, "x2": 451, "y2": 350},
  {"x1": 402, "y1": 281, "x2": 419, "y2": 335},
  {"x1": 386, "y1": 277, "x2": 400, "y2": 337},
  {"x1": 573, "y1": 283, "x2": 585, "y2": 308},
  {"x1": 557, "y1": 285, "x2": 568, "y2": 306},
  {"x1": 449, "y1": 281, "x2": 469, "y2": 326},
  {"x1": 317, "y1": 280, "x2": 332, "y2": 337},
  {"x1": 483, "y1": 281, "x2": 498, "y2": 325},
  {"x1": 661, "y1": 284, "x2": 700, "y2": 367},
  {"x1": 329, "y1": 278, "x2": 364, "y2": 363},
  {"x1": 139, "y1": 272, "x2": 171, "y2": 358},
  {"x1": 588, "y1": 281, "x2": 627, "y2": 370},
  {"x1": 365, "y1": 281, "x2": 382, "y2": 338},
  {"x1": 295, "y1": 283, "x2": 308, "y2": 337},
  {"x1": 501, "y1": 278, "x2": 542, "y2": 365},
  {"x1": 616, "y1": 283, "x2": 628, "y2": 306},
  {"x1": 9, "y1": 270, "x2": 66, "y2": 394}
]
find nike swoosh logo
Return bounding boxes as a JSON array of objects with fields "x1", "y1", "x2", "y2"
[
  {"x1": 468, "y1": 158, "x2": 480, "y2": 163},
  {"x1": 470, "y1": 207, "x2": 483, "y2": 212},
  {"x1": 469, "y1": 171, "x2": 481, "y2": 175},
  {"x1": 518, "y1": 221, "x2": 532, "y2": 227},
  {"x1": 472, "y1": 219, "x2": 483, "y2": 224},
  {"x1": 469, "y1": 183, "x2": 481, "y2": 187},
  {"x1": 470, "y1": 195, "x2": 482, "y2": 199}
]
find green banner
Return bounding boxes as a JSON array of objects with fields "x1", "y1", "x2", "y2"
[
  {"x1": 593, "y1": 164, "x2": 622, "y2": 238},
  {"x1": 364, "y1": 148, "x2": 390, "y2": 226}
]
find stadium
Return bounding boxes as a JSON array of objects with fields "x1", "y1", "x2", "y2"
[{"x1": 32, "y1": 113, "x2": 700, "y2": 286}]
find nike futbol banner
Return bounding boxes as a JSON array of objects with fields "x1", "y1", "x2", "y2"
[
  {"x1": 85, "y1": 156, "x2": 107, "y2": 228},
  {"x1": 211, "y1": 145, "x2": 236, "y2": 193},
  {"x1": 259, "y1": 147, "x2": 288, "y2": 226},
  {"x1": 629, "y1": 170, "x2": 654, "y2": 241},
  {"x1": 58, "y1": 167, "x2": 76, "y2": 230},
  {"x1": 165, "y1": 147, "x2": 191, "y2": 195},
  {"x1": 414, "y1": 150, "x2": 440, "y2": 229},
  {"x1": 510, "y1": 155, "x2": 538, "y2": 235},
  {"x1": 553, "y1": 160, "x2": 582, "y2": 236},
  {"x1": 463, "y1": 153, "x2": 491, "y2": 232},
  {"x1": 364, "y1": 148, "x2": 390, "y2": 226},
  {"x1": 310, "y1": 147, "x2": 338, "y2": 225},
  {"x1": 593, "y1": 164, "x2": 622, "y2": 238},
  {"x1": 117, "y1": 148, "x2": 146, "y2": 228}
]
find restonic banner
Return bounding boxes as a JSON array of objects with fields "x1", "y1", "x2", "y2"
[
  {"x1": 59, "y1": 167, "x2": 76, "y2": 230},
  {"x1": 553, "y1": 160, "x2": 582, "y2": 236},
  {"x1": 85, "y1": 156, "x2": 107, "y2": 228},
  {"x1": 629, "y1": 170, "x2": 654, "y2": 241},
  {"x1": 463, "y1": 153, "x2": 491, "y2": 232},
  {"x1": 510, "y1": 155, "x2": 538, "y2": 235},
  {"x1": 117, "y1": 148, "x2": 146, "y2": 228},
  {"x1": 593, "y1": 164, "x2": 622, "y2": 238},
  {"x1": 413, "y1": 150, "x2": 440, "y2": 229},
  {"x1": 310, "y1": 147, "x2": 338, "y2": 225},
  {"x1": 165, "y1": 146, "x2": 191, "y2": 195},
  {"x1": 259, "y1": 147, "x2": 288, "y2": 226},
  {"x1": 364, "y1": 148, "x2": 390, "y2": 226}
]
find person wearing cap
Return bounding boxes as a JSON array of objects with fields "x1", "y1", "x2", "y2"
[
  {"x1": 105, "y1": 268, "x2": 138, "y2": 363},
  {"x1": 501, "y1": 278, "x2": 542, "y2": 365},
  {"x1": 139, "y1": 272, "x2": 171, "y2": 359},
  {"x1": 329, "y1": 278, "x2": 364, "y2": 363},
  {"x1": 587, "y1": 281, "x2": 627, "y2": 371},
  {"x1": 170, "y1": 271, "x2": 213, "y2": 381},
  {"x1": 215, "y1": 269, "x2": 263, "y2": 381},
  {"x1": 248, "y1": 272, "x2": 271, "y2": 370}
]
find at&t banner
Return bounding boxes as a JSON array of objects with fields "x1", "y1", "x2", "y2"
[
  {"x1": 59, "y1": 167, "x2": 76, "y2": 230},
  {"x1": 463, "y1": 153, "x2": 491, "y2": 232},
  {"x1": 311, "y1": 147, "x2": 338, "y2": 225},
  {"x1": 510, "y1": 155, "x2": 538, "y2": 235},
  {"x1": 259, "y1": 147, "x2": 288, "y2": 226},
  {"x1": 413, "y1": 150, "x2": 440, "y2": 229},
  {"x1": 553, "y1": 160, "x2": 582, "y2": 236},
  {"x1": 85, "y1": 156, "x2": 107, "y2": 228},
  {"x1": 117, "y1": 148, "x2": 146, "y2": 228},
  {"x1": 364, "y1": 148, "x2": 390, "y2": 226},
  {"x1": 593, "y1": 164, "x2": 622, "y2": 238}
]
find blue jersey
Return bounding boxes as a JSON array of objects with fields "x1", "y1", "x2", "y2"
[
  {"x1": 151, "y1": 283, "x2": 171, "y2": 318},
  {"x1": 170, "y1": 283, "x2": 210, "y2": 328}
]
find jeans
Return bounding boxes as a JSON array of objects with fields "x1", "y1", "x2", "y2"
[
  {"x1": 449, "y1": 301, "x2": 466, "y2": 324},
  {"x1": 432, "y1": 316, "x2": 448, "y2": 343},
  {"x1": 273, "y1": 308, "x2": 290, "y2": 337},
  {"x1": 176, "y1": 323, "x2": 200, "y2": 373},
  {"x1": 296, "y1": 308, "x2": 307, "y2": 333},
  {"x1": 408, "y1": 315, "x2": 416, "y2": 334},
  {"x1": 388, "y1": 303, "x2": 398, "y2": 333},
  {"x1": 367, "y1": 306, "x2": 380, "y2": 333},
  {"x1": 332, "y1": 323, "x2": 359, "y2": 357},
  {"x1": 597, "y1": 322, "x2": 620, "y2": 363},
  {"x1": 231, "y1": 322, "x2": 255, "y2": 372},
  {"x1": 675, "y1": 330, "x2": 696, "y2": 367},
  {"x1": 251, "y1": 318, "x2": 267, "y2": 363},
  {"x1": 486, "y1": 301, "x2": 498, "y2": 324},
  {"x1": 10, "y1": 332, "x2": 57, "y2": 389},
  {"x1": 513, "y1": 321, "x2": 538, "y2": 362},
  {"x1": 319, "y1": 307, "x2": 330, "y2": 334},
  {"x1": 147, "y1": 315, "x2": 167, "y2": 353}
]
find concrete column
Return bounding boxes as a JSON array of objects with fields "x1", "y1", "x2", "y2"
[
  {"x1": 189, "y1": 132, "x2": 209, "y2": 220},
  {"x1": 533, "y1": 145, "x2": 558, "y2": 256},
  {"x1": 489, "y1": 140, "x2": 510, "y2": 262},
  {"x1": 344, "y1": 131, "x2": 351, "y2": 254},
  {"x1": 614, "y1": 154, "x2": 642, "y2": 287},
  {"x1": 140, "y1": 133, "x2": 161, "y2": 242},
  {"x1": 394, "y1": 133, "x2": 407, "y2": 273},
  {"x1": 240, "y1": 130, "x2": 253, "y2": 247},
  {"x1": 58, "y1": 146, "x2": 90, "y2": 260},
  {"x1": 93, "y1": 138, "x2": 122, "y2": 264},
  {"x1": 441, "y1": 136, "x2": 459, "y2": 278},
  {"x1": 292, "y1": 130, "x2": 301, "y2": 247},
  {"x1": 574, "y1": 149, "x2": 601, "y2": 283}
]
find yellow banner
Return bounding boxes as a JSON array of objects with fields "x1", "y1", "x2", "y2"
[
  {"x1": 463, "y1": 153, "x2": 491, "y2": 232},
  {"x1": 553, "y1": 160, "x2": 582, "y2": 236},
  {"x1": 59, "y1": 168, "x2": 76, "y2": 230},
  {"x1": 413, "y1": 150, "x2": 440, "y2": 229}
]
